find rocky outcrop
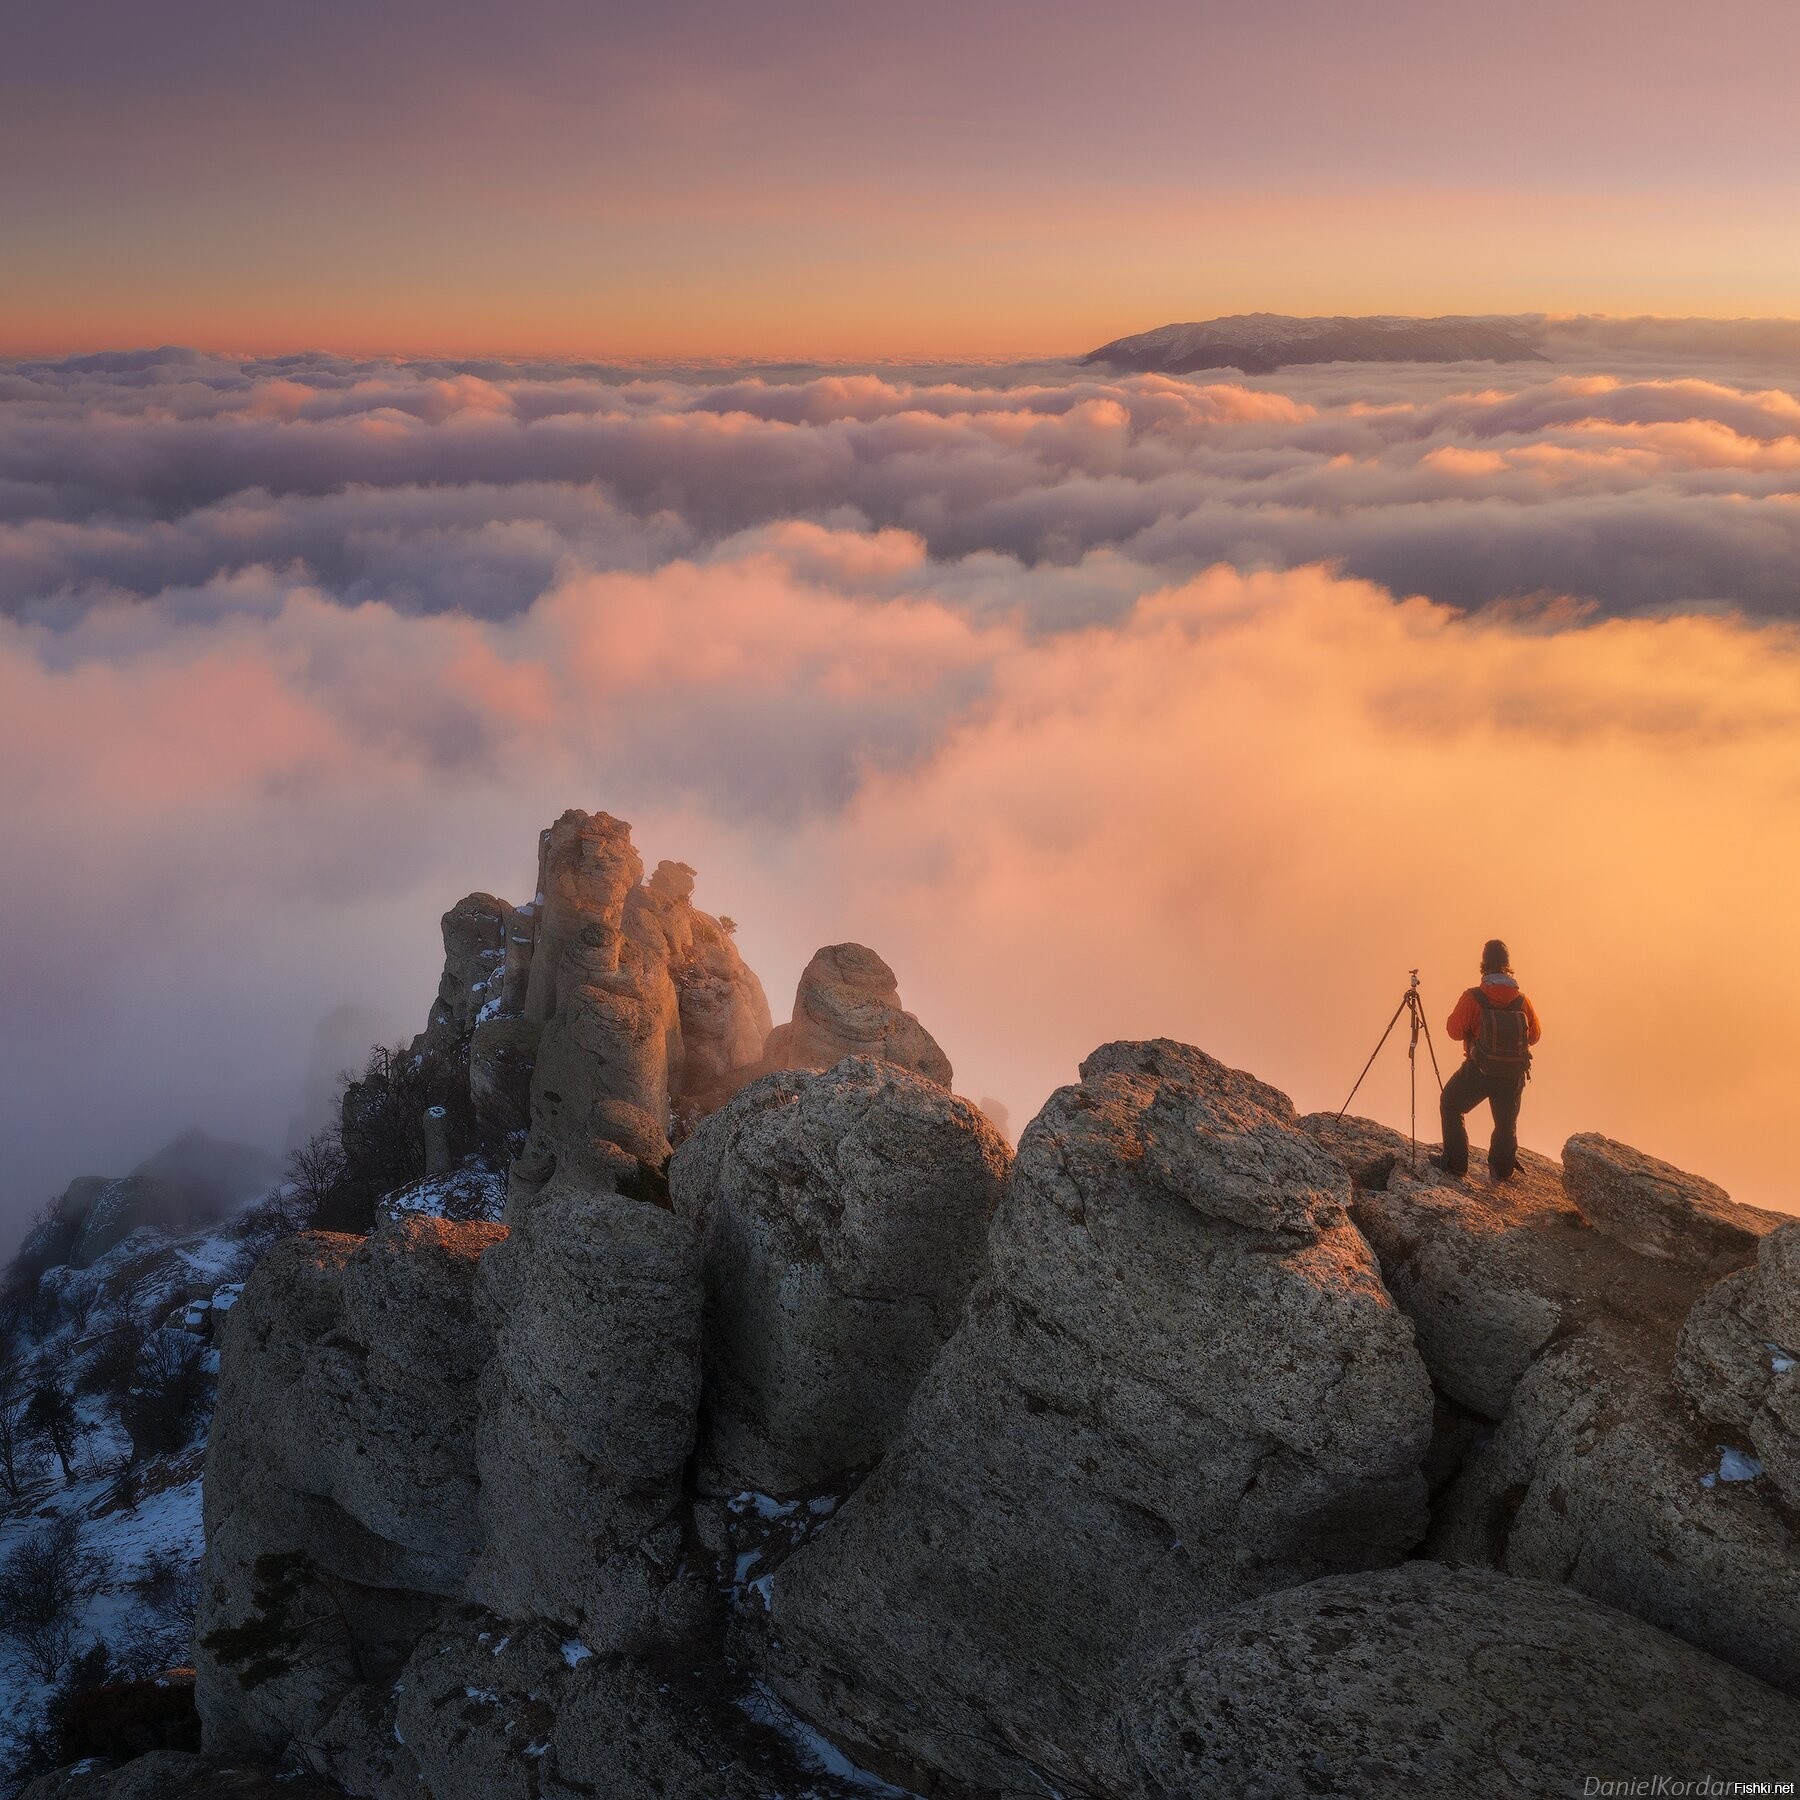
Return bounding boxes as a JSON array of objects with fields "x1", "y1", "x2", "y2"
[
  {"x1": 1429, "y1": 1315, "x2": 1800, "y2": 1696},
  {"x1": 762, "y1": 944, "x2": 951, "y2": 1087},
  {"x1": 1304, "y1": 1111, "x2": 1800, "y2": 1698},
  {"x1": 670, "y1": 1058, "x2": 1010, "y2": 1494},
  {"x1": 631, "y1": 861, "x2": 773, "y2": 1126},
  {"x1": 195, "y1": 1216, "x2": 502, "y2": 1755},
  {"x1": 467, "y1": 1182, "x2": 705, "y2": 1646},
  {"x1": 404, "y1": 816, "x2": 770, "y2": 1172},
  {"x1": 417, "y1": 893, "x2": 512, "y2": 1058},
  {"x1": 1563, "y1": 1131, "x2": 1784, "y2": 1270},
  {"x1": 1119, "y1": 1562, "x2": 1800, "y2": 1798},
  {"x1": 756, "y1": 1040, "x2": 1433, "y2": 1797},
  {"x1": 312, "y1": 1613, "x2": 781, "y2": 1800},
  {"x1": 1677, "y1": 1218, "x2": 1800, "y2": 1510},
  {"x1": 1302, "y1": 1114, "x2": 1707, "y2": 1421}
]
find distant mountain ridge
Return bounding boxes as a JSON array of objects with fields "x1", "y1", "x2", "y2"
[{"x1": 1084, "y1": 312, "x2": 1547, "y2": 375}]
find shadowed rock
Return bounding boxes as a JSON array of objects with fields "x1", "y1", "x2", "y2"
[
  {"x1": 1677, "y1": 1218, "x2": 1800, "y2": 1510},
  {"x1": 670, "y1": 1057, "x2": 1009, "y2": 1494},
  {"x1": 1118, "y1": 1562, "x2": 1800, "y2": 1799},
  {"x1": 194, "y1": 1217, "x2": 503, "y2": 1755}
]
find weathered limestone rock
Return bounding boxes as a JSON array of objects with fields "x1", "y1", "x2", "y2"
[
  {"x1": 466, "y1": 1014, "x2": 540, "y2": 1146},
  {"x1": 195, "y1": 1218, "x2": 502, "y2": 1755},
  {"x1": 628, "y1": 860, "x2": 773, "y2": 1126},
  {"x1": 313, "y1": 1614, "x2": 780, "y2": 1800},
  {"x1": 1563, "y1": 1132, "x2": 1783, "y2": 1271},
  {"x1": 758, "y1": 1040, "x2": 1433, "y2": 1797},
  {"x1": 522, "y1": 812, "x2": 642, "y2": 1025},
  {"x1": 1119, "y1": 1563, "x2": 1800, "y2": 1799},
  {"x1": 1677, "y1": 1218, "x2": 1800, "y2": 1510},
  {"x1": 1303, "y1": 1114, "x2": 1708, "y2": 1421},
  {"x1": 762, "y1": 944, "x2": 951, "y2": 1087},
  {"x1": 670, "y1": 1058, "x2": 1010, "y2": 1494},
  {"x1": 1429, "y1": 1316, "x2": 1800, "y2": 1696},
  {"x1": 467, "y1": 1184, "x2": 703, "y2": 1646},
  {"x1": 418, "y1": 892, "x2": 511, "y2": 1057}
]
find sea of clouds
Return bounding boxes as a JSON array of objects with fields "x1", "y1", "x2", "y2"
[{"x1": 5, "y1": 335, "x2": 1800, "y2": 1244}]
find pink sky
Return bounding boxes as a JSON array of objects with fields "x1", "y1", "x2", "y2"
[{"x1": 7, "y1": 1, "x2": 1800, "y2": 356}]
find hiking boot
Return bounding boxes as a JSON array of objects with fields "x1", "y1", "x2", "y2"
[{"x1": 1428, "y1": 1153, "x2": 1466, "y2": 1178}]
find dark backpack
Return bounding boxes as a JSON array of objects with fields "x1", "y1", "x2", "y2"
[{"x1": 1472, "y1": 990, "x2": 1532, "y2": 1078}]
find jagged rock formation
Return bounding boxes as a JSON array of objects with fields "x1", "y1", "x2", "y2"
[
  {"x1": 670, "y1": 1057, "x2": 1010, "y2": 1494},
  {"x1": 1563, "y1": 1130, "x2": 1784, "y2": 1269},
  {"x1": 755, "y1": 1041, "x2": 1434, "y2": 1797},
  {"x1": 1676, "y1": 1217, "x2": 1800, "y2": 1509},
  {"x1": 411, "y1": 814, "x2": 773, "y2": 1176},
  {"x1": 761, "y1": 943, "x2": 951, "y2": 1087},
  {"x1": 1119, "y1": 1563, "x2": 1800, "y2": 1797}
]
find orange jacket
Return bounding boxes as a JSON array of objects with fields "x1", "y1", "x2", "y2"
[{"x1": 1447, "y1": 977, "x2": 1542, "y2": 1050}]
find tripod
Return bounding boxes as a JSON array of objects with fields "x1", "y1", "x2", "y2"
[{"x1": 1337, "y1": 970, "x2": 1445, "y2": 1171}]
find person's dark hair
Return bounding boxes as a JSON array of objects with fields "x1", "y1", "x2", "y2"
[{"x1": 1481, "y1": 938, "x2": 1511, "y2": 975}]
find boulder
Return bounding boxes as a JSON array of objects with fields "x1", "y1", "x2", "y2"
[
  {"x1": 312, "y1": 1614, "x2": 778, "y2": 1800},
  {"x1": 1677, "y1": 1218, "x2": 1800, "y2": 1510},
  {"x1": 762, "y1": 944, "x2": 951, "y2": 1087},
  {"x1": 1118, "y1": 1562, "x2": 1800, "y2": 1799},
  {"x1": 1302, "y1": 1114, "x2": 1709, "y2": 1420},
  {"x1": 1429, "y1": 1316, "x2": 1800, "y2": 1696},
  {"x1": 757, "y1": 1040, "x2": 1434, "y2": 1797},
  {"x1": 467, "y1": 1184, "x2": 704, "y2": 1646},
  {"x1": 195, "y1": 1218, "x2": 502, "y2": 1755},
  {"x1": 1562, "y1": 1132, "x2": 1783, "y2": 1271},
  {"x1": 670, "y1": 1057, "x2": 1010, "y2": 1493}
]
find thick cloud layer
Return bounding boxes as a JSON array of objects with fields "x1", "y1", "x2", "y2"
[{"x1": 4, "y1": 345, "x2": 1799, "y2": 1246}]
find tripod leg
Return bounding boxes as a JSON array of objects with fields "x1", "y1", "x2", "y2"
[{"x1": 1337, "y1": 995, "x2": 1410, "y2": 1120}]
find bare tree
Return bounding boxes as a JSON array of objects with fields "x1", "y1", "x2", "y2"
[
  {"x1": 119, "y1": 1332, "x2": 211, "y2": 1457},
  {"x1": 0, "y1": 1338, "x2": 34, "y2": 1500},
  {"x1": 23, "y1": 1375, "x2": 86, "y2": 1485},
  {"x1": 0, "y1": 1515, "x2": 92, "y2": 1680}
]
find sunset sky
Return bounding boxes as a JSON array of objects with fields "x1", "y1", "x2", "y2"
[{"x1": 9, "y1": 0, "x2": 1800, "y2": 357}]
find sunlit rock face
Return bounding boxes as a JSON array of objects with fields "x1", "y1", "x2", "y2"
[
  {"x1": 756, "y1": 1040, "x2": 1434, "y2": 1798},
  {"x1": 1562, "y1": 1131, "x2": 1785, "y2": 1272},
  {"x1": 1118, "y1": 1563, "x2": 1800, "y2": 1798},
  {"x1": 761, "y1": 942, "x2": 952, "y2": 1087},
  {"x1": 670, "y1": 1056, "x2": 1010, "y2": 1495}
]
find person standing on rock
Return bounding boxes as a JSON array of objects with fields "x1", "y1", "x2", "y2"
[{"x1": 1435, "y1": 940, "x2": 1541, "y2": 1180}]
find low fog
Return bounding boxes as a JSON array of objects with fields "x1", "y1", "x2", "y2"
[{"x1": 5, "y1": 332, "x2": 1800, "y2": 1250}]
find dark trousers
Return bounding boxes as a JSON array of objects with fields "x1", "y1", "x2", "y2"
[{"x1": 1439, "y1": 1059, "x2": 1526, "y2": 1178}]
